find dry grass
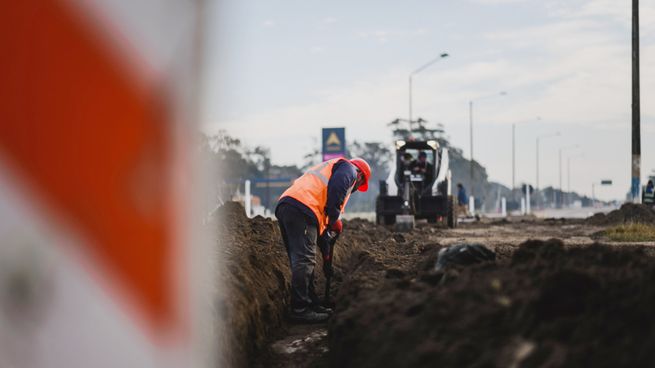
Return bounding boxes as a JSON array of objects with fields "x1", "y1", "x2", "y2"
[{"x1": 605, "y1": 223, "x2": 655, "y2": 242}]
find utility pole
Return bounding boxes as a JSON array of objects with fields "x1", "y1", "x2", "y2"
[
  {"x1": 632, "y1": 0, "x2": 642, "y2": 202},
  {"x1": 536, "y1": 138, "x2": 540, "y2": 190},
  {"x1": 567, "y1": 156, "x2": 571, "y2": 207}
]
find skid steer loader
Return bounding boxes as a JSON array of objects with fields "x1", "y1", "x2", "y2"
[{"x1": 376, "y1": 139, "x2": 457, "y2": 231}]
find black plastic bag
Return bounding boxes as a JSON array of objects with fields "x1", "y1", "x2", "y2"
[{"x1": 435, "y1": 244, "x2": 496, "y2": 271}]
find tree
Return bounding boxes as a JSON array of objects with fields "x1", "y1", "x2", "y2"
[
  {"x1": 345, "y1": 140, "x2": 393, "y2": 212},
  {"x1": 200, "y1": 130, "x2": 277, "y2": 205},
  {"x1": 349, "y1": 141, "x2": 393, "y2": 184}
]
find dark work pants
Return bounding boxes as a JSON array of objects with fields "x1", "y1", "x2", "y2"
[{"x1": 275, "y1": 203, "x2": 319, "y2": 309}]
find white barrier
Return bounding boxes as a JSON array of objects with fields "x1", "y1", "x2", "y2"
[{"x1": 245, "y1": 180, "x2": 251, "y2": 218}]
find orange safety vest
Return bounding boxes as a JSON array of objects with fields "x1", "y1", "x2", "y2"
[{"x1": 280, "y1": 158, "x2": 353, "y2": 234}]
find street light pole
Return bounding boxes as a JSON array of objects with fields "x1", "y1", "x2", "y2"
[
  {"x1": 512, "y1": 117, "x2": 541, "y2": 191},
  {"x1": 558, "y1": 145, "x2": 579, "y2": 208},
  {"x1": 409, "y1": 53, "x2": 449, "y2": 125},
  {"x1": 470, "y1": 100, "x2": 474, "y2": 192},
  {"x1": 535, "y1": 132, "x2": 560, "y2": 209},
  {"x1": 536, "y1": 132, "x2": 560, "y2": 190},
  {"x1": 567, "y1": 154, "x2": 584, "y2": 207},
  {"x1": 536, "y1": 137, "x2": 539, "y2": 190},
  {"x1": 512, "y1": 123, "x2": 515, "y2": 190},
  {"x1": 469, "y1": 91, "x2": 507, "y2": 197},
  {"x1": 409, "y1": 77, "x2": 413, "y2": 131},
  {"x1": 567, "y1": 156, "x2": 571, "y2": 206}
]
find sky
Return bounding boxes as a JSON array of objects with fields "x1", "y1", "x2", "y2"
[{"x1": 200, "y1": 0, "x2": 655, "y2": 201}]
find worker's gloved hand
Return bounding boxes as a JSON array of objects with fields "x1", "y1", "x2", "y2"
[{"x1": 329, "y1": 219, "x2": 343, "y2": 234}]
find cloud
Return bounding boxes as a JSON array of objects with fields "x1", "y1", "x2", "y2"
[
  {"x1": 356, "y1": 28, "x2": 428, "y2": 44},
  {"x1": 471, "y1": 0, "x2": 528, "y2": 4},
  {"x1": 309, "y1": 46, "x2": 325, "y2": 54},
  {"x1": 322, "y1": 17, "x2": 338, "y2": 25}
]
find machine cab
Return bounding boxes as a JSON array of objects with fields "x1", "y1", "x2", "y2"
[{"x1": 393, "y1": 140, "x2": 440, "y2": 195}]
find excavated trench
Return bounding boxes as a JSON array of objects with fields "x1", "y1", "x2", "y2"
[{"x1": 215, "y1": 202, "x2": 655, "y2": 367}]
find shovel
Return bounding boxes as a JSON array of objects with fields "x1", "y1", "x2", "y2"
[{"x1": 318, "y1": 230, "x2": 339, "y2": 305}]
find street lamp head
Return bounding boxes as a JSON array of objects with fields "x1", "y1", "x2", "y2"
[{"x1": 440, "y1": 53, "x2": 449, "y2": 58}]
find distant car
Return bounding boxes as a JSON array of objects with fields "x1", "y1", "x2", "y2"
[{"x1": 376, "y1": 139, "x2": 456, "y2": 229}]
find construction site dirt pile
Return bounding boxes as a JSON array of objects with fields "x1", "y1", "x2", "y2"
[
  {"x1": 212, "y1": 204, "x2": 379, "y2": 367},
  {"x1": 212, "y1": 202, "x2": 290, "y2": 367},
  {"x1": 329, "y1": 239, "x2": 655, "y2": 368},
  {"x1": 586, "y1": 203, "x2": 655, "y2": 225}
]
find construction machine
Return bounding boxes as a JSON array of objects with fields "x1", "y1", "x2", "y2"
[{"x1": 376, "y1": 139, "x2": 456, "y2": 231}]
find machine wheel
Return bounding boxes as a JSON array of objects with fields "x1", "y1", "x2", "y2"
[{"x1": 447, "y1": 195, "x2": 457, "y2": 228}]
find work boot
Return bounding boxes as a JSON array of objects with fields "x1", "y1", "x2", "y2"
[
  {"x1": 289, "y1": 307, "x2": 330, "y2": 324},
  {"x1": 311, "y1": 304, "x2": 333, "y2": 315}
]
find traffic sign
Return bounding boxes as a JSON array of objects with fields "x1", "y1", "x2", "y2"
[{"x1": 322, "y1": 127, "x2": 346, "y2": 161}]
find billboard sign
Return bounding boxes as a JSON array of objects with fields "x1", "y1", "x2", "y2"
[{"x1": 322, "y1": 127, "x2": 346, "y2": 161}]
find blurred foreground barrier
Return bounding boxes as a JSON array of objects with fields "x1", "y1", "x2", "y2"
[{"x1": 0, "y1": 1, "x2": 213, "y2": 367}]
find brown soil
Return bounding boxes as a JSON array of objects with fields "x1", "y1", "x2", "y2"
[
  {"x1": 329, "y1": 238, "x2": 655, "y2": 367},
  {"x1": 213, "y1": 202, "x2": 291, "y2": 367},
  {"x1": 215, "y1": 203, "x2": 655, "y2": 367},
  {"x1": 586, "y1": 203, "x2": 655, "y2": 225},
  {"x1": 212, "y1": 204, "x2": 376, "y2": 367}
]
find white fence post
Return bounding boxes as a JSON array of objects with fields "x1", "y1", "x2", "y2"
[
  {"x1": 526, "y1": 186, "x2": 531, "y2": 215},
  {"x1": 244, "y1": 180, "x2": 251, "y2": 218}
]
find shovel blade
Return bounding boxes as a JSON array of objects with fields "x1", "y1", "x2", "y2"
[{"x1": 395, "y1": 214, "x2": 415, "y2": 232}]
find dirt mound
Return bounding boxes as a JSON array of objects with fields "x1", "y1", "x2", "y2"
[
  {"x1": 329, "y1": 239, "x2": 655, "y2": 367},
  {"x1": 213, "y1": 202, "x2": 291, "y2": 367},
  {"x1": 213, "y1": 203, "x2": 392, "y2": 367},
  {"x1": 587, "y1": 203, "x2": 655, "y2": 226}
]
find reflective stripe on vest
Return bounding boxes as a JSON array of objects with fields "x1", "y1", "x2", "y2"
[
  {"x1": 306, "y1": 160, "x2": 331, "y2": 185},
  {"x1": 644, "y1": 191, "x2": 655, "y2": 204},
  {"x1": 280, "y1": 158, "x2": 352, "y2": 234}
]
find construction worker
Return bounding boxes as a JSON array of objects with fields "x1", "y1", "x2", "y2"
[
  {"x1": 644, "y1": 180, "x2": 655, "y2": 206},
  {"x1": 410, "y1": 151, "x2": 434, "y2": 186},
  {"x1": 275, "y1": 157, "x2": 371, "y2": 323},
  {"x1": 457, "y1": 183, "x2": 469, "y2": 216}
]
